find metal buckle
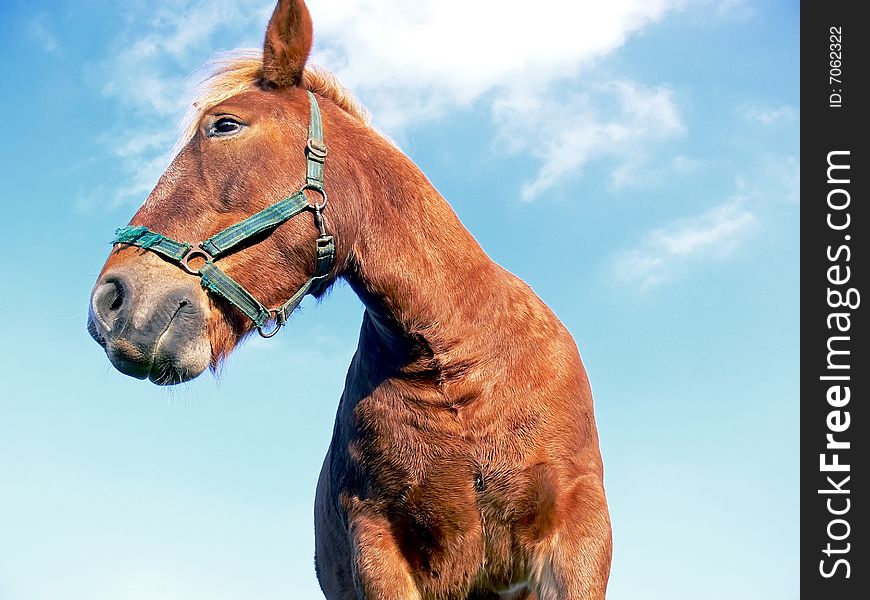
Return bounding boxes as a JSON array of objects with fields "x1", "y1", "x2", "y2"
[
  {"x1": 179, "y1": 243, "x2": 213, "y2": 275},
  {"x1": 313, "y1": 235, "x2": 335, "y2": 280},
  {"x1": 306, "y1": 138, "x2": 328, "y2": 162}
]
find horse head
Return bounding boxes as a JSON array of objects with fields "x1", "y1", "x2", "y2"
[{"x1": 87, "y1": 0, "x2": 350, "y2": 384}]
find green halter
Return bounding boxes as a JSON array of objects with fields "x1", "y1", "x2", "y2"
[{"x1": 113, "y1": 91, "x2": 335, "y2": 338}]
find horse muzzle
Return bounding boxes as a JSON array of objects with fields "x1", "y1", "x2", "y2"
[{"x1": 87, "y1": 257, "x2": 212, "y2": 385}]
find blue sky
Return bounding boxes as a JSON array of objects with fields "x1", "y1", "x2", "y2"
[{"x1": 0, "y1": 1, "x2": 798, "y2": 599}]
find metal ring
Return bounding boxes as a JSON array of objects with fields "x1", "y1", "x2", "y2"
[
  {"x1": 257, "y1": 320, "x2": 283, "y2": 338},
  {"x1": 302, "y1": 185, "x2": 328, "y2": 211},
  {"x1": 179, "y1": 244, "x2": 214, "y2": 275}
]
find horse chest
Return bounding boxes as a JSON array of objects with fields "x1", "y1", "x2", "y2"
[
  {"x1": 339, "y1": 393, "x2": 548, "y2": 529},
  {"x1": 325, "y1": 355, "x2": 574, "y2": 591}
]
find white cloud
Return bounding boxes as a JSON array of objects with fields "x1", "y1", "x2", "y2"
[
  {"x1": 615, "y1": 199, "x2": 758, "y2": 289},
  {"x1": 490, "y1": 81, "x2": 684, "y2": 199},
  {"x1": 613, "y1": 153, "x2": 798, "y2": 289},
  {"x1": 739, "y1": 104, "x2": 797, "y2": 125},
  {"x1": 309, "y1": 0, "x2": 687, "y2": 195},
  {"x1": 310, "y1": 0, "x2": 677, "y2": 126},
  {"x1": 97, "y1": 0, "x2": 689, "y2": 207},
  {"x1": 101, "y1": 0, "x2": 268, "y2": 117},
  {"x1": 731, "y1": 154, "x2": 800, "y2": 213},
  {"x1": 28, "y1": 15, "x2": 60, "y2": 55},
  {"x1": 97, "y1": 1, "x2": 269, "y2": 206},
  {"x1": 611, "y1": 154, "x2": 705, "y2": 190}
]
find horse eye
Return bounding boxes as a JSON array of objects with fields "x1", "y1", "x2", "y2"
[{"x1": 208, "y1": 117, "x2": 243, "y2": 137}]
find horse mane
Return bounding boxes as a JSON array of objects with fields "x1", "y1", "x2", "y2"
[{"x1": 179, "y1": 50, "x2": 371, "y2": 149}]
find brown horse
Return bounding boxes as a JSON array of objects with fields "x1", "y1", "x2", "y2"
[{"x1": 87, "y1": 1, "x2": 611, "y2": 598}]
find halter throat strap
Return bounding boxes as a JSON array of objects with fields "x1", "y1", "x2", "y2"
[{"x1": 113, "y1": 91, "x2": 335, "y2": 338}]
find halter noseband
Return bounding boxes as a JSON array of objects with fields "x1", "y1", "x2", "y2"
[{"x1": 113, "y1": 91, "x2": 335, "y2": 339}]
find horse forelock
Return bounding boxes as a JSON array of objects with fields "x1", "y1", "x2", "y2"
[{"x1": 176, "y1": 49, "x2": 371, "y2": 153}]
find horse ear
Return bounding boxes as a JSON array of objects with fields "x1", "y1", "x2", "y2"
[{"x1": 262, "y1": 0, "x2": 313, "y2": 89}]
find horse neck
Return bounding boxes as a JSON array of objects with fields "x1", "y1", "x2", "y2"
[{"x1": 332, "y1": 131, "x2": 502, "y2": 377}]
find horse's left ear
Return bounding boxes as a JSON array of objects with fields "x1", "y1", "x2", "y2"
[{"x1": 262, "y1": 0, "x2": 313, "y2": 89}]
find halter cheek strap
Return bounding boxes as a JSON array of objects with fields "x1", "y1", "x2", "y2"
[{"x1": 113, "y1": 91, "x2": 335, "y2": 338}]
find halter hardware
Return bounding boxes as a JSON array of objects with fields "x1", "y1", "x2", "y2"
[
  {"x1": 179, "y1": 244, "x2": 215, "y2": 275},
  {"x1": 112, "y1": 91, "x2": 335, "y2": 339},
  {"x1": 306, "y1": 138, "x2": 328, "y2": 161},
  {"x1": 303, "y1": 184, "x2": 328, "y2": 212}
]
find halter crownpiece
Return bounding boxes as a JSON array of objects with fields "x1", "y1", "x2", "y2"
[{"x1": 113, "y1": 91, "x2": 335, "y2": 338}]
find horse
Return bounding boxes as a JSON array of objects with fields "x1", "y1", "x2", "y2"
[{"x1": 86, "y1": 1, "x2": 612, "y2": 598}]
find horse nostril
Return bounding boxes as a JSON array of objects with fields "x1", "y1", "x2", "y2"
[
  {"x1": 108, "y1": 287, "x2": 125, "y2": 312},
  {"x1": 91, "y1": 276, "x2": 132, "y2": 332}
]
